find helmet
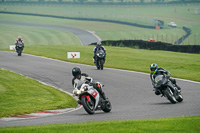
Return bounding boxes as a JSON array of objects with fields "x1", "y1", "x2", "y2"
[
  {"x1": 97, "y1": 42, "x2": 101, "y2": 48},
  {"x1": 150, "y1": 63, "x2": 158, "y2": 73},
  {"x1": 18, "y1": 36, "x2": 22, "y2": 40},
  {"x1": 72, "y1": 67, "x2": 81, "y2": 78}
]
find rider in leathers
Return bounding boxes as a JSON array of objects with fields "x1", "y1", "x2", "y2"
[
  {"x1": 93, "y1": 42, "x2": 106, "y2": 63},
  {"x1": 15, "y1": 36, "x2": 24, "y2": 51},
  {"x1": 72, "y1": 67, "x2": 107, "y2": 102},
  {"x1": 150, "y1": 63, "x2": 181, "y2": 95}
]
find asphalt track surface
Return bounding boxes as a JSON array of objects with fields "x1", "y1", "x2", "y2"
[
  {"x1": 0, "y1": 21, "x2": 200, "y2": 127},
  {"x1": 0, "y1": 51, "x2": 200, "y2": 127}
]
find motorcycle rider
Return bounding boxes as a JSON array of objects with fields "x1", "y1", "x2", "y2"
[
  {"x1": 93, "y1": 41, "x2": 106, "y2": 63},
  {"x1": 150, "y1": 63, "x2": 181, "y2": 95},
  {"x1": 72, "y1": 67, "x2": 108, "y2": 101},
  {"x1": 15, "y1": 36, "x2": 24, "y2": 51}
]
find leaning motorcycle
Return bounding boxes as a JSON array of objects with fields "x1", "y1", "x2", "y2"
[
  {"x1": 95, "y1": 49, "x2": 105, "y2": 70},
  {"x1": 16, "y1": 43, "x2": 23, "y2": 56},
  {"x1": 154, "y1": 75, "x2": 183, "y2": 104},
  {"x1": 73, "y1": 80, "x2": 111, "y2": 115}
]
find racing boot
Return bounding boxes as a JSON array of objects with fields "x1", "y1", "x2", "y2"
[
  {"x1": 77, "y1": 99, "x2": 82, "y2": 104},
  {"x1": 153, "y1": 89, "x2": 161, "y2": 95},
  {"x1": 176, "y1": 84, "x2": 181, "y2": 92},
  {"x1": 170, "y1": 78, "x2": 181, "y2": 92}
]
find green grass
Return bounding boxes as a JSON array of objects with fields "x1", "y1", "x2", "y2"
[
  {"x1": 0, "y1": 68, "x2": 77, "y2": 117},
  {"x1": 0, "y1": 116, "x2": 199, "y2": 133},
  {"x1": 1, "y1": 4, "x2": 200, "y2": 44},
  {"x1": 6, "y1": 45, "x2": 198, "y2": 82},
  {"x1": 0, "y1": 23, "x2": 82, "y2": 49},
  {"x1": 1, "y1": 13, "x2": 183, "y2": 44}
]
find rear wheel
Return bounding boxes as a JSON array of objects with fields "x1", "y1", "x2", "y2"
[
  {"x1": 81, "y1": 96, "x2": 95, "y2": 115},
  {"x1": 164, "y1": 88, "x2": 176, "y2": 104}
]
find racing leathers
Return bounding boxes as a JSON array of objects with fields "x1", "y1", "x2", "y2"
[{"x1": 150, "y1": 68, "x2": 181, "y2": 95}]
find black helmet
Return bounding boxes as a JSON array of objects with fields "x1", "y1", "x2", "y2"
[{"x1": 72, "y1": 67, "x2": 81, "y2": 78}]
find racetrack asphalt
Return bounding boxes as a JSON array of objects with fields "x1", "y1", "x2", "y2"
[{"x1": 0, "y1": 51, "x2": 200, "y2": 127}]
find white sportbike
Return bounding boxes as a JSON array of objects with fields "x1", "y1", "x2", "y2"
[{"x1": 73, "y1": 79, "x2": 112, "y2": 115}]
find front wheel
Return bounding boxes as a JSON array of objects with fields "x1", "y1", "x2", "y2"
[
  {"x1": 100, "y1": 60, "x2": 104, "y2": 70},
  {"x1": 163, "y1": 88, "x2": 176, "y2": 104},
  {"x1": 17, "y1": 48, "x2": 22, "y2": 56},
  {"x1": 96, "y1": 60, "x2": 100, "y2": 70},
  {"x1": 81, "y1": 96, "x2": 95, "y2": 115}
]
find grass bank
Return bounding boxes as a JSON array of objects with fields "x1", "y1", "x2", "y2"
[
  {"x1": 2, "y1": 3, "x2": 200, "y2": 45},
  {"x1": 10, "y1": 45, "x2": 200, "y2": 82},
  {"x1": 0, "y1": 68, "x2": 77, "y2": 117},
  {"x1": 0, "y1": 115, "x2": 199, "y2": 133},
  {"x1": 0, "y1": 21, "x2": 82, "y2": 49}
]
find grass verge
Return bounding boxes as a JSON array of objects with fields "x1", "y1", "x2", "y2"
[
  {"x1": 0, "y1": 22, "x2": 81, "y2": 49},
  {"x1": 0, "y1": 68, "x2": 77, "y2": 117},
  {"x1": 0, "y1": 116, "x2": 199, "y2": 133}
]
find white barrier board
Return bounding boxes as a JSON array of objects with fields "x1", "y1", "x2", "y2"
[
  {"x1": 10, "y1": 45, "x2": 15, "y2": 50},
  {"x1": 67, "y1": 52, "x2": 80, "y2": 59}
]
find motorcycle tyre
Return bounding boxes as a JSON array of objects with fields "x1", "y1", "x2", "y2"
[
  {"x1": 17, "y1": 49, "x2": 22, "y2": 56},
  {"x1": 100, "y1": 60, "x2": 104, "y2": 70},
  {"x1": 81, "y1": 96, "x2": 95, "y2": 115},
  {"x1": 96, "y1": 60, "x2": 100, "y2": 70},
  {"x1": 163, "y1": 88, "x2": 176, "y2": 104}
]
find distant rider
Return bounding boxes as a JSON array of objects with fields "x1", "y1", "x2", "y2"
[
  {"x1": 15, "y1": 36, "x2": 24, "y2": 51},
  {"x1": 93, "y1": 42, "x2": 106, "y2": 63},
  {"x1": 72, "y1": 67, "x2": 107, "y2": 102},
  {"x1": 150, "y1": 63, "x2": 181, "y2": 95}
]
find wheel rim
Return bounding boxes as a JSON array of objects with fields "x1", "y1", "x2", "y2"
[{"x1": 85, "y1": 99, "x2": 94, "y2": 110}]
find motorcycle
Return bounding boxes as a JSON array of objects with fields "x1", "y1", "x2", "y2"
[
  {"x1": 95, "y1": 49, "x2": 105, "y2": 70},
  {"x1": 16, "y1": 42, "x2": 24, "y2": 56},
  {"x1": 154, "y1": 75, "x2": 183, "y2": 104},
  {"x1": 73, "y1": 79, "x2": 111, "y2": 115}
]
